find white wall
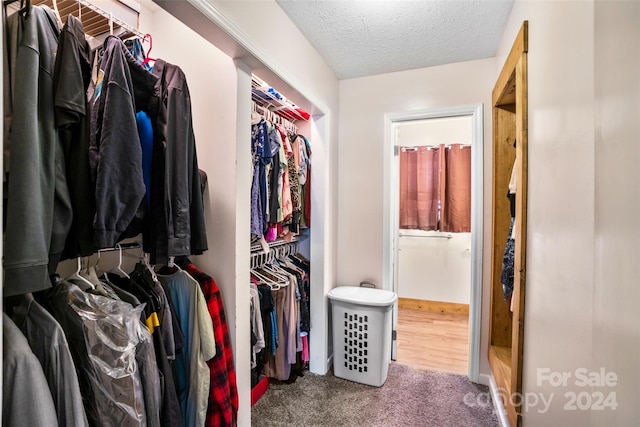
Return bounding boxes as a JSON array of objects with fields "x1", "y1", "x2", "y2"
[
  {"x1": 396, "y1": 116, "x2": 472, "y2": 304},
  {"x1": 398, "y1": 116, "x2": 472, "y2": 147},
  {"x1": 592, "y1": 2, "x2": 640, "y2": 425},
  {"x1": 338, "y1": 58, "x2": 495, "y2": 375},
  {"x1": 397, "y1": 232, "x2": 471, "y2": 304},
  {"x1": 495, "y1": 1, "x2": 640, "y2": 425}
]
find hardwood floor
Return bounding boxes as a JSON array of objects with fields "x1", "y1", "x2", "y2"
[{"x1": 396, "y1": 306, "x2": 469, "y2": 375}]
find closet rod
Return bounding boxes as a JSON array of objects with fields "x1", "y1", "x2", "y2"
[
  {"x1": 250, "y1": 235, "x2": 307, "y2": 253},
  {"x1": 97, "y1": 242, "x2": 141, "y2": 253},
  {"x1": 251, "y1": 100, "x2": 299, "y2": 133},
  {"x1": 403, "y1": 144, "x2": 471, "y2": 151},
  {"x1": 398, "y1": 233, "x2": 453, "y2": 239}
]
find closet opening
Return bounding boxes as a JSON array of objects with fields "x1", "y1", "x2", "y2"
[
  {"x1": 384, "y1": 105, "x2": 484, "y2": 382},
  {"x1": 249, "y1": 74, "x2": 313, "y2": 404}
]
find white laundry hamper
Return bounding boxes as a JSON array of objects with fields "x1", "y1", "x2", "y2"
[{"x1": 328, "y1": 285, "x2": 397, "y2": 387}]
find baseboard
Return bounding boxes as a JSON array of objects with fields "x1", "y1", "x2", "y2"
[
  {"x1": 397, "y1": 297, "x2": 469, "y2": 315},
  {"x1": 489, "y1": 373, "x2": 511, "y2": 427},
  {"x1": 477, "y1": 373, "x2": 491, "y2": 387}
]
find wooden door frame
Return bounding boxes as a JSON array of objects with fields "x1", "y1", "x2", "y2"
[{"x1": 489, "y1": 21, "x2": 528, "y2": 427}]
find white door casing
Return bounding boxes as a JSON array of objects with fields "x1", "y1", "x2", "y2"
[{"x1": 383, "y1": 104, "x2": 483, "y2": 382}]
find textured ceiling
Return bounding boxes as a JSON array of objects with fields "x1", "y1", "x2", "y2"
[{"x1": 276, "y1": 0, "x2": 514, "y2": 80}]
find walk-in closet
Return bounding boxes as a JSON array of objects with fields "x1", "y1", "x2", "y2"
[{"x1": 2, "y1": 1, "x2": 335, "y2": 426}]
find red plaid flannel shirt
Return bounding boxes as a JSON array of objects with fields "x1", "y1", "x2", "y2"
[{"x1": 184, "y1": 263, "x2": 239, "y2": 426}]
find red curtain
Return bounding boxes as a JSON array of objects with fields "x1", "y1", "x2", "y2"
[
  {"x1": 399, "y1": 146, "x2": 443, "y2": 231},
  {"x1": 399, "y1": 144, "x2": 470, "y2": 232},
  {"x1": 441, "y1": 144, "x2": 471, "y2": 232}
]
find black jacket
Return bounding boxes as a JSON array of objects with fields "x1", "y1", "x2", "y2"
[
  {"x1": 149, "y1": 59, "x2": 207, "y2": 263},
  {"x1": 89, "y1": 36, "x2": 157, "y2": 249},
  {"x1": 54, "y1": 14, "x2": 96, "y2": 259}
]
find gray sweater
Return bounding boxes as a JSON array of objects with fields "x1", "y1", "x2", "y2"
[{"x1": 4, "y1": 6, "x2": 72, "y2": 297}]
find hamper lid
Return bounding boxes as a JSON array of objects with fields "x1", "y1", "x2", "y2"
[{"x1": 328, "y1": 286, "x2": 397, "y2": 307}]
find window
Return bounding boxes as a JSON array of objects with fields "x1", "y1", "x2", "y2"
[{"x1": 399, "y1": 144, "x2": 471, "y2": 232}]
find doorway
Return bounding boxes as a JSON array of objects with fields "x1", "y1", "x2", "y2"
[
  {"x1": 395, "y1": 116, "x2": 472, "y2": 374},
  {"x1": 383, "y1": 105, "x2": 483, "y2": 382}
]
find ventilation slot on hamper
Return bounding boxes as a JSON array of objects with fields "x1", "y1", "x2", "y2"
[{"x1": 344, "y1": 312, "x2": 369, "y2": 372}]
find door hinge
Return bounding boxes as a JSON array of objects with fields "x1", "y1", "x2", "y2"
[
  {"x1": 394, "y1": 145, "x2": 399, "y2": 156},
  {"x1": 392, "y1": 330, "x2": 397, "y2": 341}
]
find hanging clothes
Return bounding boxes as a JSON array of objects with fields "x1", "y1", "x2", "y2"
[
  {"x1": 283, "y1": 127, "x2": 301, "y2": 233},
  {"x1": 180, "y1": 261, "x2": 239, "y2": 427},
  {"x1": 249, "y1": 105, "x2": 311, "y2": 245},
  {"x1": 44, "y1": 280, "x2": 150, "y2": 427},
  {"x1": 157, "y1": 269, "x2": 216, "y2": 427},
  {"x1": 256, "y1": 283, "x2": 276, "y2": 364},
  {"x1": 502, "y1": 158, "x2": 517, "y2": 301},
  {"x1": 102, "y1": 272, "x2": 164, "y2": 427},
  {"x1": 10, "y1": 293, "x2": 89, "y2": 427},
  {"x1": 267, "y1": 127, "x2": 283, "y2": 239},
  {"x1": 282, "y1": 257, "x2": 310, "y2": 335},
  {"x1": 4, "y1": 5, "x2": 70, "y2": 297},
  {"x1": 3, "y1": 313, "x2": 59, "y2": 427},
  {"x1": 250, "y1": 283, "x2": 266, "y2": 369},
  {"x1": 106, "y1": 269, "x2": 184, "y2": 427},
  {"x1": 302, "y1": 136, "x2": 312, "y2": 227},
  {"x1": 149, "y1": 59, "x2": 207, "y2": 264},
  {"x1": 250, "y1": 116, "x2": 269, "y2": 238},
  {"x1": 296, "y1": 134, "x2": 311, "y2": 228},
  {"x1": 280, "y1": 129, "x2": 294, "y2": 223},
  {"x1": 89, "y1": 35, "x2": 157, "y2": 249},
  {"x1": 263, "y1": 274, "x2": 298, "y2": 381},
  {"x1": 55, "y1": 14, "x2": 96, "y2": 260},
  {"x1": 3, "y1": 8, "x2": 215, "y2": 427}
]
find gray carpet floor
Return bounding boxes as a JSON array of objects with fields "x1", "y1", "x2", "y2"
[{"x1": 251, "y1": 362, "x2": 499, "y2": 426}]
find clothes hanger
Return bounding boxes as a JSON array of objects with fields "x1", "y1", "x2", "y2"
[
  {"x1": 80, "y1": 254, "x2": 103, "y2": 287},
  {"x1": 109, "y1": 243, "x2": 130, "y2": 278},
  {"x1": 95, "y1": 248, "x2": 111, "y2": 279},
  {"x1": 257, "y1": 266, "x2": 289, "y2": 287},
  {"x1": 142, "y1": 252, "x2": 159, "y2": 283},
  {"x1": 250, "y1": 268, "x2": 280, "y2": 290},
  {"x1": 96, "y1": 248, "x2": 119, "y2": 284},
  {"x1": 167, "y1": 256, "x2": 182, "y2": 271},
  {"x1": 290, "y1": 251, "x2": 309, "y2": 264},
  {"x1": 51, "y1": 0, "x2": 62, "y2": 28},
  {"x1": 277, "y1": 249, "x2": 299, "y2": 270},
  {"x1": 141, "y1": 34, "x2": 156, "y2": 66},
  {"x1": 66, "y1": 257, "x2": 96, "y2": 291},
  {"x1": 262, "y1": 263, "x2": 287, "y2": 280},
  {"x1": 78, "y1": 253, "x2": 112, "y2": 297},
  {"x1": 279, "y1": 248, "x2": 305, "y2": 273}
]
